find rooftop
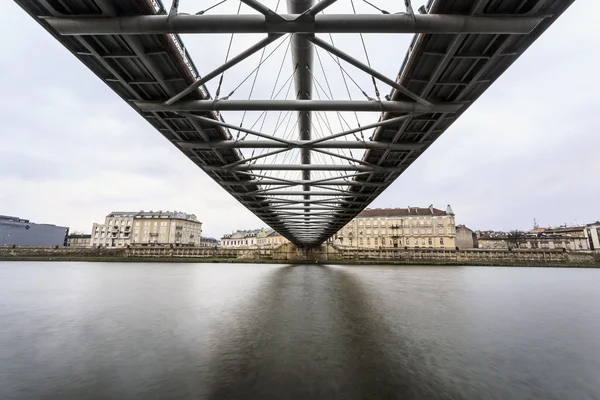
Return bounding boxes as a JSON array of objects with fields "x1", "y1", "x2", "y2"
[
  {"x1": 107, "y1": 210, "x2": 199, "y2": 222},
  {"x1": 357, "y1": 206, "x2": 451, "y2": 218}
]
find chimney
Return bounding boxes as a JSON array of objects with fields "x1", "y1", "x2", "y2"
[
  {"x1": 429, "y1": 204, "x2": 434, "y2": 214},
  {"x1": 408, "y1": 206, "x2": 411, "y2": 214},
  {"x1": 446, "y1": 204, "x2": 455, "y2": 216}
]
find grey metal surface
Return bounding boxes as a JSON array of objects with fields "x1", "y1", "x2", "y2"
[
  {"x1": 0, "y1": 218, "x2": 68, "y2": 247},
  {"x1": 13, "y1": 0, "x2": 576, "y2": 247},
  {"x1": 45, "y1": 14, "x2": 546, "y2": 35}
]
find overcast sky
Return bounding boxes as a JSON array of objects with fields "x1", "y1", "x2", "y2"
[{"x1": 1, "y1": 0, "x2": 597, "y2": 238}]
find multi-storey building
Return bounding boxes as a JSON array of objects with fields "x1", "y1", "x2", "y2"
[
  {"x1": 220, "y1": 229, "x2": 262, "y2": 248},
  {"x1": 267, "y1": 230, "x2": 289, "y2": 247},
  {"x1": 91, "y1": 210, "x2": 202, "y2": 247},
  {"x1": 333, "y1": 205, "x2": 456, "y2": 249},
  {"x1": 585, "y1": 222, "x2": 600, "y2": 251},
  {"x1": 220, "y1": 228, "x2": 289, "y2": 248},
  {"x1": 0, "y1": 215, "x2": 69, "y2": 247},
  {"x1": 66, "y1": 234, "x2": 92, "y2": 247},
  {"x1": 200, "y1": 237, "x2": 219, "y2": 247}
]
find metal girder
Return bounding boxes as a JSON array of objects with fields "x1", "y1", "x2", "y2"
[
  {"x1": 165, "y1": 34, "x2": 284, "y2": 105},
  {"x1": 135, "y1": 100, "x2": 461, "y2": 113},
  {"x1": 177, "y1": 140, "x2": 424, "y2": 150},
  {"x1": 236, "y1": 191, "x2": 352, "y2": 196},
  {"x1": 305, "y1": 35, "x2": 430, "y2": 106},
  {"x1": 45, "y1": 14, "x2": 547, "y2": 35},
  {"x1": 288, "y1": 0, "x2": 315, "y2": 208},
  {"x1": 222, "y1": 180, "x2": 387, "y2": 187},
  {"x1": 205, "y1": 164, "x2": 398, "y2": 171}
]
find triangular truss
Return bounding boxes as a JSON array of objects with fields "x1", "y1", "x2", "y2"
[{"x1": 16, "y1": 0, "x2": 574, "y2": 246}]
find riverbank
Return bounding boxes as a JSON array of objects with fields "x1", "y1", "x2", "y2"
[{"x1": 1, "y1": 246, "x2": 599, "y2": 268}]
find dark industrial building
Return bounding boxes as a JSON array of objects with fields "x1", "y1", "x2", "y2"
[{"x1": 0, "y1": 215, "x2": 69, "y2": 247}]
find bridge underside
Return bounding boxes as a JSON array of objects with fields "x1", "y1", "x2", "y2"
[{"x1": 15, "y1": 0, "x2": 574, "y2": 247}]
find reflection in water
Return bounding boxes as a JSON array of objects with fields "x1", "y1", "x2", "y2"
[{"x1": 1, "y1": 262, "x2": 599, "y2": 400}]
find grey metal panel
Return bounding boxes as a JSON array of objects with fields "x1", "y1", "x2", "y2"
[{"x1": 0, "y1": 222, "x2": 69, "y2": 247}]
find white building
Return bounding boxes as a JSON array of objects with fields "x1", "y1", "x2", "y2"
[
  {"x1": 221, "y1": 229, "x2": 262, "y2": 248},
  {"x1": 91, "y1": 210, "x2": 202, "y2": 247}
]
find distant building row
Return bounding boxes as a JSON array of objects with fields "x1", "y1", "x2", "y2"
[
  {"x1": 220, "y1": 205, "x2": 467, "y2": 250},
  {"x1": 477, "y1": 223, "x2": 600, "y2": 251}
]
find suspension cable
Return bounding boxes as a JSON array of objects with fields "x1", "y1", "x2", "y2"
[
  {"x1": 215, "y1": 1, "x2": 241, "y2": 101},
  {"x1": 195, "y1": 0, "x2": 228, "y2": 15},
  {"x1": 350, "y1": 0, "x2": 381, "y2": 100},
  {"x1": 361, "y1": 0, "x2": 390, "y2": 14}
]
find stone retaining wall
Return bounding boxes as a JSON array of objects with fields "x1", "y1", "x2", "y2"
[{"x1": 1, "y1": 245, "x2": 598, "y2": 267}]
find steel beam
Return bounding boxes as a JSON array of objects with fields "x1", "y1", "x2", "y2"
[
  {"x1": 45, "y1": 14, "x2": 546, "y2": 35},
  {"x1": 306, "y1": 35, "x2": 430, "y2": 106},
  {"x1": 135, "y1": 100, "x2": 461, "y2": 113},
  {"x1": 165, "y1": 33, "x2": 284, "y2": 105},
  {"x1": 222, "y1": 180, "x2": 387, "y2": 186},
  {"x1": 177, "y1": 139, "x2": 424, "y2": 150},
  {"x1": 287, "y1": 0, "x2": 315, "y2": 208},
  {"x1": 205, "y1": 164, "x2": 398, "y2": 171}
]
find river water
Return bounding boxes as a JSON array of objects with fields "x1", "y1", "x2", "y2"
[{"x1": 1, "y1": 262, "x2": 599, "y2": 399}]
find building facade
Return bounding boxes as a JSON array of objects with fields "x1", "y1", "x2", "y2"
[
  {"x1": 220, "y1": 229, "x2": 289, "y2": 248},
  {"x1": 221, "y1": 229, "x2": 262, "y2": 248},
  {"x1": 333, "y1": 205, "x2": 457, "y2": 249},
  {"x1": 0, "y1": 215, "x2": 69, "y2": 247},
  {"x1": 91, "y1": 210, "x2": 202, "y2": 247},
  {"x1": 66, "y1": 234, "x2": 92, "y2": 247},
  {"x1": 478, "y1": 226, "x2": 591, "y2": 251},
  {"x1": 585, "y1": 222, "x2": 600, "y2": 251},
  {"x1": 267, "y1": 230, "x2": 289, "y2": 247},
  {"x1": 200, "y1": 237, "x2": 219, "y2": 247},
  {"x1": 456, "y1": 225, "x2": 477, "y2": 249}
]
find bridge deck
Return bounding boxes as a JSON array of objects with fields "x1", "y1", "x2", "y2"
[{"x1": 14, "y1": 0, "x2": 575, "y2": 246}]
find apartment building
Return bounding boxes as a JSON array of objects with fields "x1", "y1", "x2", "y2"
[
  {"x1": 221, "y1": 229, "x2": 262, "y2": 248},
  {"x1": 91, "y1": 210, "x2": 202, "y2": 247},
  {"x1": 66, "y1": 234, "x2": 92, "y2": 247},
  {"x1": 333, "y1": 205, "x2": 457, "y2": 249},
  {"x1": 221, "y1": 228, "x2": 289, "y2": 248},
  {"x1": 585, "y1": 222, "x2": 600, "y2": 251}
]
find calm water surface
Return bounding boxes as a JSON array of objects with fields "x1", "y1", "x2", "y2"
[{"x1": 1, "y1": 262, "x2": 599, "y2": 399}]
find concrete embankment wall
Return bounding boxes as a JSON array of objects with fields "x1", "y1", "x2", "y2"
[{"x1": 1, "y1": 245, "x2": 599, "y2": 267}]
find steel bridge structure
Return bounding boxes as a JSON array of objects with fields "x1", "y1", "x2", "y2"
[{"x1": 15, "y1": 0, "x2": 574, "y2": 247}]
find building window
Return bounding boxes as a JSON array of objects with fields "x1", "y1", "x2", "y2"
[
  {"x1": 359, "y1": 238, "x2": 363, "y2": 245},
  {"x1": 440, "y1": 238, "x2": 444, "y2": 245},
  {"x1": 382, "y1": 238, "x2": 386, "y2": 245},
  {"x1": 367, "y1": 238, "x2": 371, "y2": 245},
  {"x1": 428, "y1": 238, "x2": 433, "y2": 246},
  {"x1": 375, "y1": 238, "x2": 379, "y2": 245}
]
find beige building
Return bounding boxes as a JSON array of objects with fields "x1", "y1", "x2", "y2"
[
  {"x1": 456, "y1": 225, "x2": 477, "y2": 249},
  {"x1": 66, "y1": 234, "x2": 91, "y2": 247},
  {"x1": 267, "y1": 230, "x2": 289, "y2": 246},
  {"x1": 333, "y1": 205, "x2": 456, "y2": 249},
  {"x1": 585, "y1": 222, "x2": 600, "y2": 251},
  {"x1": 91, "y1": 210, "x2": 202, "y2": 247}
]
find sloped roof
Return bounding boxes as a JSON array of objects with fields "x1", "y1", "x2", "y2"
[{"x1": 357, "y1": 207, "x2": 448, "y2": 218}]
